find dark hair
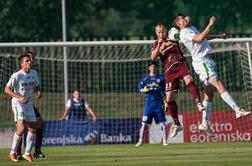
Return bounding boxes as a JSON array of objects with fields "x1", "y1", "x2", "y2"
[
  {"x1": 18, "y1": 53, "x2": 31, "y2": 65},
  {"x1": 73, "y1": 89, "x2": 80, "y2": 93},
  {"x1": 171, "y1": 13, "x2": 184, "y2": 29},
  {"x1": 148, "y1": 60, "x2": 158, "y2": 66},
  {"x1": 23, "y1": 51, "x2": 35, "y2": 59}
]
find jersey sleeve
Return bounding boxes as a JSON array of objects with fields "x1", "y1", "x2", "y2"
[
  {"x1": 34, "y1": 70, "x2": 40, "y2": 87},
  {"x1": 151, "y1": 41, "x2": 158, "y2": 51},
  {"x1": 6, "y1": 73, "x2": 17, "y2": 89},
  {"x1": 138, "y1": 75, "x2": 147, "y2": 93},
  {"x1": 66, "y1": 99, "x2": 71, "y2": 107},
  {"x1": 180, "y1": 28, "x2": 195, "y2": 42},
  {"x1": 82, "y1": 99, "x2": 89, "y2": 108}
]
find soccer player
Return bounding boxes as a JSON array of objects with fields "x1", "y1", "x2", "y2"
[
  {"x1": 5, "y1": 53, "x2": 41, "y2": 162},
  {"x1": 172, "y1": 14, "x2": 251, "y2": 134},
  {"x1": 14, "y1": 52, "x2": 47, "y2": 160},
  {"x1": 151, "y1": 24, "x2": 205, "y2": 138},
  {"x1": 60, "y1": 90, "x2": 97, "y2": 121},
  {"x1": 136, "y1": 61, "x2": 168, "y2": 146}
]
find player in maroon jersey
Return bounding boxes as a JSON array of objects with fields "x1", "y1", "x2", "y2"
[{"x1": 151, "y1": 24, "x2": 205, "y2": 138}]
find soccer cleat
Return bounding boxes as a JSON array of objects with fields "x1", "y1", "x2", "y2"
[
  {"x1": 135, "y1": 142, "x2": 143, "y2": 147},
  {"x1": 235, "y1": 109, "x2": 251, "y2": 119},
  {"x1": 33, "y1": 152, "x2": 47, "y2": 160},
  {"x1": 162, "y1": 141, "x2": 168, "y2": 146},
  {"x1": 197, "y1": 103, "x2": 205, "y2": 112},
  {"x1": 170, "y1": 125, "x2": 183, "y2": 138},
  {"x1": 17, "y1": 154, "x2": 24, "y2": 160},
  {"x1": 198, "y1": 123, "x2": 214, "y2": 137},
  {"x1": 22, "y1": 154, "x2": 33, "y2": 162},
  {"x1": 8, "y1": 153, "x2": 19, "y2": 162}
]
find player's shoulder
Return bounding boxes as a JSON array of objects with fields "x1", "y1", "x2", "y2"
[
  {"x1": 140, "y1": 74, "x2": 149, "y2": 81},
  {"x1": 11, "y1": 70, "x2": 22, "y2": 77},
  {"x1": 30, "y1": 69, "x2": 38, "y2": 74},
  {"x1": 81, "y1": 98, "x2": 89, "y2": 104},
  {"x1": 151, "y1": 40, "x2": 159, "y2": 49},
  {"x1": 156, "y1": 74, "x2": 165, "y2": 80}
]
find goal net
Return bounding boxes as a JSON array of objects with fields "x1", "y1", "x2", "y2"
[{"x1": 0, "y1": 38, "x2": 251, "y2": 147}]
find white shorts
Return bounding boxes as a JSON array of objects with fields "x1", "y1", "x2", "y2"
[
  {"x1": 192, "y1": 58, "x2": 218, "y2": 86},
  {"x1": 12, "y1": 103, "x2": 37, "y2": 122}
]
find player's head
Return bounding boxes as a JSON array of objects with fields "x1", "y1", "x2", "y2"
[
  {"x1": 18, "y1": 53, "x2": 32, "y2": 70},
  {"x1": 148, "y1": 61, "x2": 157, "y2": 74},
  {"x1": 155, "y1": 24, "x2": 167, "y2": 39},
  {"x1": 172, "y1": 13, "x2": 191, "y2": 30},
  {"x1": 73, "y1": 90, "x2": 81, "y2": 100},
  {"x1": 23, "y1": 51, "x2": 35, "y2": 64}
]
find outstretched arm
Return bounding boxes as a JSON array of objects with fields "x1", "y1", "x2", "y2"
[
  {"x1": 60, "y1": 107, "x2": 71, "y2": 120},
  {"x1": 192, "y1": 16, "x2": 216, "y2": 42},
  {"x1": 206, "y1": 33, "x2": 227, "y2": 40},
  {"x1": 86, "y1": 106, "x2": 97, "y2": 122}
]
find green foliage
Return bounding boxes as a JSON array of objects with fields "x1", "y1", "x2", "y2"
[{"x1": 0, "y1": 0, "x2": 251, "y2": 41}]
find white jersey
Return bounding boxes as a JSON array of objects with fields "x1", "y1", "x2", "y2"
[
  {"x1": 66, "y1": 98, "x2": 89, "y2": 108},
  {"x1": 180, "y1": 26, "x2": 212, "y2": 61},
  {"x1": 6, "y1": 69, "x2": 40, "y2": 105}
]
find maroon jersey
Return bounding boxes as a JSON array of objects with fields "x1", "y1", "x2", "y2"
[{"x1": 151, "y1": 38, "x2": 186, "y2": 73}]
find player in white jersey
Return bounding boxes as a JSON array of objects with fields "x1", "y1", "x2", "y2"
[
  {"x1": 172, "y1": 14, "x2": 251, "y2": 135},
  {"x1": 5, "y1": 53, "x2": 41, "y2": 162}
]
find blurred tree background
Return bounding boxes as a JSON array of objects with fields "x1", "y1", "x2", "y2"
[{"x1": 0, "y1": 0, "x2": 251, "y2": 42}]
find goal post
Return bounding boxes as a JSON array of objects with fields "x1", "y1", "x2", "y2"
[{"x1": 0, "y1": 38, "x2": 251, "y2": 147}]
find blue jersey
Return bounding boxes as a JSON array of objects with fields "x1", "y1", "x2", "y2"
[
  {"x1": 138, "y1": 74, "x2": 166, "y2": 101},
  {"x1": 67, "y1": 99, "x2": 89, "y2": 121}
]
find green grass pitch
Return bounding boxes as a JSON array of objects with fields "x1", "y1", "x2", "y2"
[{"x1": 1, "y1": 142, "x2": 252, "y2": 166}]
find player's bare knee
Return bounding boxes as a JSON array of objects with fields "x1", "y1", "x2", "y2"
[
  {"x1": 183, "y1": 75, "x2": 193, "y2": 85},
  {"x1": 28, "y1": 127, "x2": 36, "y2": 133}
]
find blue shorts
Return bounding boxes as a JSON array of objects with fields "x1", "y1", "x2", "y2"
[{"x1": 142, "y1": 100, "x2": 166, "y2": 125}]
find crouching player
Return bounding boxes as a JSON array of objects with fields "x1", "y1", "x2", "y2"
[
  {"x1": 5, "y1": 53, "x2": 41, "y2": 162},
  {"x1": 136, "y1": 61, "x2": 168, "y2": 146}
]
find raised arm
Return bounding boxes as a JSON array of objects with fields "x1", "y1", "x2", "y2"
[
  {"x1": 192, "y1": 16, "x2": 216, "y2": 42},
  {"x1": 151, "y1": 40, "x2": 162, "y2": 61},
  {"x1": 206, "y1": 33, "x2": 227, "y2": 40}
]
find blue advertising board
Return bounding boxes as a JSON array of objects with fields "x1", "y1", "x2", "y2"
[{"x1": 42, "y1": 118, "x2": 140, "y2": 146}]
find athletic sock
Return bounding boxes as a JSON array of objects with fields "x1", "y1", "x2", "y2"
[
  {"x1": 35, "y1": 128, "x2": 43, "y2": 153},
  {"x1": 161, "y1": 123, "x2": 167, "y2": 142},
  {"x1": 138, "y1": 123, "x2": 146, "y2": 143},
  {"x1": 25, "y1": 131, "x2": 34, "y2": 155},
  {"x1": 186, "y1": 81, "x2": 201, "y2": 104},
  {"x1": 220, "y1": 91, "x2": 240, "y2": 112},
  {"x1": 16, "y1": 137, "x2": 23, "y2": 155},
  {"x1": 168, "y1": 101, "x2": 180, "y2": 126},
  {"x1": 10, "y1": 132, "x2": 22, "y2": 154},
  {"x1": 202, "y1": 101, "x2": 212, "y2": 125}
]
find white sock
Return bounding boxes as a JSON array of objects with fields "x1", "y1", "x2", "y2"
[
  {"x1": 202, "y1": 101, "x2": 212, "y2": 125},
  {"x1": 220, "y1": 91, "x2": 240, "y2": 112},
  {"x1": 25, "y1": 131, "x2": 34, "y2": 155},
  {"x1": 10, "y1": 132, "x2": 22, "y2": 154},
  {"x1": 160, "y1": 123, "x2": 167, "y2": 143},
  {"x1": 138, "y1": 123, "x2": 146, "y2": 143}
]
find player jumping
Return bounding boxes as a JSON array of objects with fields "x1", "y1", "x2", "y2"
[{"x1": 151, "y1": 24, "x2": 205, "y2": 137}]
